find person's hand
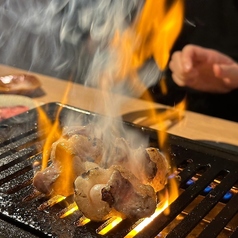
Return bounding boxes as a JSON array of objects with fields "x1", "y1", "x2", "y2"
[{"x1": 169, "y1": 44, "x2": 238, "y2": 93}]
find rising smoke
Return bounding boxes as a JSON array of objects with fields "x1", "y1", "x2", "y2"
[{"x1": 0, "y1": 0, "x2": 160, "y2": 96}]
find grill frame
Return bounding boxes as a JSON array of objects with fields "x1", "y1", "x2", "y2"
[{"x1": 0, "y1": 102, "x2": 238, "y2": 238}]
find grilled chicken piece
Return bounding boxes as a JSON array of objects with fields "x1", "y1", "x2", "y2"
[
  {"x1": 33, "y1": 127, "x2": 103, "y2": 196},
  {"x1": 101, "y1": 137, "x2": 169, "y2": 192},
  {"x1": 145, "y1": 147, "x2": 169, "y2": 192},
  {"x1": 50, "y1": 128, "x2": 103, "y2": 165},
  {"x1": 74, "y1": 166, "x2": 114, "y2": 221},
  {"x1": 32, "y1": 163, "x2": 59, "y2": 195},
  {"x1": 33, "y1": 137, "x2": 78, "y2": 196},
  {"x1": 74, "y1": 165, "x2": 157, "y2": 221},
  {"x1": 102, "y1": 165, "x2": 157, "y2": 219},
  {"x1": 33, "y1": 123, "x2": 169, "y2": 222}
]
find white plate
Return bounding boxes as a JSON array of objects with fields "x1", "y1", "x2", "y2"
[{"x1": 0, "y1": 94, "x2": 36, "y2": 109}]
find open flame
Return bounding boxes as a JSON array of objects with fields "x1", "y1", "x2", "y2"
[
  {"x1": 95, "y1": 0, "x2": 184, "y2": 234},
  {"x1": 107, "y1": 0, "x2": 185, "y2": 155},
  {"x1": 53, "y1": 168, "x2": 179, "y2": 237},
  {"x1": 37, "y1": 0, "x2": 184, "y2": 170},
  {"x1": 129, "y1": 0, "x2": 184, "y2": 71},
  {"x1": 32, "y1": 0, "x2": 184, "y2": 235},
  {"x1": 110, "y1": 0, "x2": 184, "y2": 82},
  {"x1": 125, "y1": 201, "x2": 169, "y2": 238},
  {"x1": 38, "y1": 80, "x2": 73, "y2": 170}
]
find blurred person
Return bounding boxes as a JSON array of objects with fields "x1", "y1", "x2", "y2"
[{"x1": 169, "y1": 44, "x2": 238, "y2": 94}]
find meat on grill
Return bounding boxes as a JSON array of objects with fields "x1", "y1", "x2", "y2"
[
  {"x1": 101, "y1": 137, "x2": 169, "y2": 192},
  {"x1": 33, "y1": 125, "x2": 103, "y2": 196},
  {"x1": 33, "y1": 124, "x2": 169, "y2": 221},
  {"x1": 0, "y1": 105, "x2": 29, "y2": 121},
  {"x1": 74, "y1": 165, "x2": 157, "y2": 221}
]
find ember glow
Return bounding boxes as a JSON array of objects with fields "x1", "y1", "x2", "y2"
[
  {"x1": 76, "y1": 215, "x2": 91, "y2": 227},
  {"x1": 97, "y1": 216, "x2": 124, "y2": 235},
  {"x1": 58, "y1": 202, "x2": 79, "y2": 219},
  {"x1": 125, "y1": 201, "x2": 169, "y2": 238},
  {"x1": 37, "y1": 195, "x2": 66, "y2": 211}
]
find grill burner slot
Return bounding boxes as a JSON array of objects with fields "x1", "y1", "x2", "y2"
[{"x1": 0, "y1": 102, "x2": 238, "y2": 238}]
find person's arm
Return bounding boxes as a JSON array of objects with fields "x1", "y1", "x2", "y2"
[{"x1": 169, "y1": 44, "x2": 238, "y2": 93}]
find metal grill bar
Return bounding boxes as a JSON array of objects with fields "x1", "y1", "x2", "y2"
[
  {"x1": 0, "y1": 146, "x2": 39, "y2": 176},
  {"x1": 168, "y1": 171, "x2": 238, "y2": 238},
  {"x1": 135, "y1": 165, "x2": 221, "y2": 238},
  {"x1": 177, "y1": 163, "x2": 207, "y2": 186},
  {"x1": 198, "y1": 190, "x2": 238, "y2": 237},
  {"x1": 1, "y1": 103, "x2": 238, "y2": 238}
]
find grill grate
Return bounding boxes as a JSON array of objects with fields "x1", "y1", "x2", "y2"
[{"x1": 0, "y1": 102, "x2": 238, "y2": 238}]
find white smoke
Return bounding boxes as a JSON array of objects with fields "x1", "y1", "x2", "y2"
[{"x1": 0, "y1": 0, "x2": 160, "y2": 96}]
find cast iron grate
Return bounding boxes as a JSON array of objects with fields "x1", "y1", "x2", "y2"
[{"x1": 0, "y1": 102, "x2": 238, "y2": 238}]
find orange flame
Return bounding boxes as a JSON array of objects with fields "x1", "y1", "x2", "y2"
[
  {"x1": 125, "y1": 201, "x2": 169, "y2": 238},
  {"x1": 34, "y1": 0, "x2": 184, "y2": 230},
  {"x1": 38, "y1": 106, "x2": 62, "y2": 170},
  {"x1": 127, "y1": 0, "x2": 185, "y2": 152},
  {"x1": 133, "y1": 0, "x2": 184, "y2": 70},
  {"x1": 75, "y1": 216, "x2": 91, "y2": 227},
  {"x1": 119, "y1": 2, "x2": 183, "y2": 234},
  {"x1": 38, "y1": 80, "x2": 73, "y2": 171},
  {"x1": 111, "y1": 0, "x2": 184, "y2": 81},
  {"x1": 59, "y1": 202, "x2": 79, "y2": 218},
  {"x1": 33, "y1": 80, "x2": 76, "y2": 199},
  {"x1": 37, "y1": 195, "x2": 66, "y2": 211},
  {"x1": 124, "y1": 171, "x2": 179, "y2": 238},
  {"x1": 97, "y1": 217, "x2": 123, "y2": 235}
]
